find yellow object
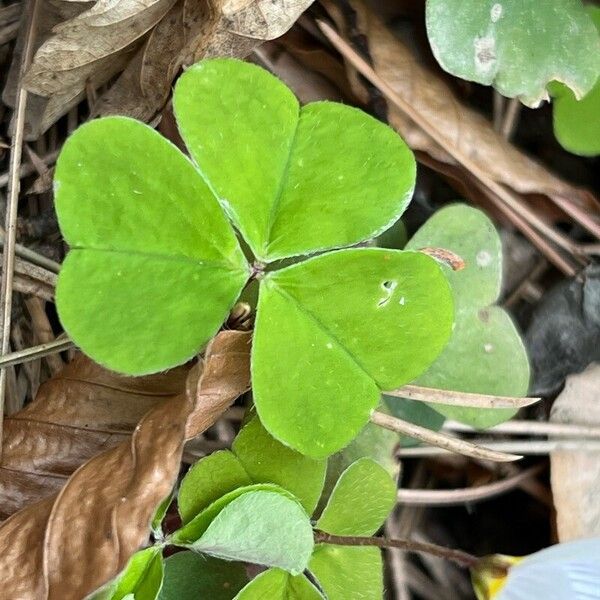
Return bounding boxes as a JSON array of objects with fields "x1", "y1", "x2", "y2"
[{"x1": 471, "y1": 555, "x2": 523, "y2": 600}]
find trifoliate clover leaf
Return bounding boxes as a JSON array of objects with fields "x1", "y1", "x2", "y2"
[
  {"x1": 426, "y1": 0, "x2": 600, "y2": 107},
  {"x1": 402, "y1": 204, "x2": 530, "y2": 428},
  {"x1": 54, "y1": 58, "x2": 453, "y2": 457},
  {"x1": 178, "y1": 416, "x2": 326, "y2": 522}
]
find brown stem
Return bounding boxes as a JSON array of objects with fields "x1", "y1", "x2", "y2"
[{"x1": 314, "y1": 531, "x2": 480, "y2": 569}]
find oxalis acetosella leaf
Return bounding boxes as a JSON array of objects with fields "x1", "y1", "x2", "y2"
[{"x1": 54, "y1": 58, "x2": 454, "y2": 458}]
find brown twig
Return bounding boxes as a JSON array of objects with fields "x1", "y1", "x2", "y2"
[
  {"x1": 314, "y1": 531, "x2": 479, "y2": 569},
  {"x1": 370, "y1": 410, "x2": 521, "y2": 462}
]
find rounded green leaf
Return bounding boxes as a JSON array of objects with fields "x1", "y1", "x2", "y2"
[
  {"x1": 234, "y1": 569, "x2": 324, "y2": 600},
  {"x1": 252, "y1": 248, "x2": 453, "y2": 457},
  {"x1": 55, "y1": 116, "x2": 249, "y2": 374},
  {"x1": 552, "y1": 7, "x2": 600, "y2": 157},
  {"x1": 316, "y1": 458, "x2": 395, "y2": 536},
  {"x1": 89, "y1": 547, "x2": 163, "y2": 600},
  {"x1": 174, "y1": 59, "x2": 415, "y2": 262},
  {"x1": 406, "y1": 204, "x2": 530, "y2": 428},
  {"x1": 193, "y1": 490, "x2": 314, "y2": 575},
  {"x1": 172, "y1": 483, "x2": 292, "y2": 544},
  {"x1": 309, "y1": 546, "x2": 383, "y2": 600},
  {"x1": 426, "y1": 0, "x2": 600, "y2": 107},
  {"x1": 232, "y1": 416, "x2": 327, "y2": 515},
  {"x1": 178, "y1": 450, "x2": 251, "y2": 525},
  {"x1": 159, "y1": 552, "x2": 247, "y2": 600}
]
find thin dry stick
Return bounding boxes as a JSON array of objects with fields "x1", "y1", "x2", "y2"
[
  {"x1": 317, "y1": 20, "x2": 580, "y2": 271},
  {"x1": 0, "y1": 337, "x2": 73, "y2": 369},
  {"x1": 444, "y1": 419, "x2": 600, "y2": 439},
  {"x1": 387, "y1": 384, "x2": 540, "y2": 409},
  {"x1": 500, "y1": 97, "x2": 521, "y2": 140},
  {"x1": 0, "y1": 231, "x2": 61, "y2": 273},
  {"x1": 396, "y1": 464, "x2": 544, "y2": 506},
  {"x1": 314, "y1": 531, "x2": 479, "y2": 569},
  {"x1": 0, "y1": 0, "x2": 40, "y2": 452},
  {"x1": 398, "y1": 439, "x2": 600, "y2": 457},
  {"x1": 370, "y1": 410, "x2": 521, "y2": 462}
]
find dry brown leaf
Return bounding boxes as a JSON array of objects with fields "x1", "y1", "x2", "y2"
[
  {"x1": 0, "y1": 330, "x2": 251, "y2": 599},
  {"x1": 95, "y1": 0, "x2": 314, "y2": 121},
  {"x1": 12, "y1": 0, "x2": 313, "y2": 135},
  {"x1": 324, "y1": 0, "x2": 595, "y2": 211},
  {"x1": 550, "y1": 363, "x2": 600, "y2": 541},
  {"x1": 0, "y1": 354, "x2": 189, "y2": 519}
]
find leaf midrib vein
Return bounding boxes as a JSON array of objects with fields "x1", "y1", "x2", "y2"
[
  {"x1": 270, "y1": 283, "x2": 374, "y2": 384},
  {"x1": 68, "y1": 246, "x2": 248, "y2": 274}
]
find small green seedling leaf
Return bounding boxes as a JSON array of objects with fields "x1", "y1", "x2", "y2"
[
  {"x1": 55, "y1": 117, "x2": 249, "y2": 374},
  {"x1": 159, "y1": 552, "x2": 248, "y2": 600},
  {"x1": 88, "y1": 547, "x2": 163, "y2": 600},
  {"x1": 426, "y1": 0, "x2": 600, "y2": 106},
  {"x1": 316, "y1": 458, "x2": 396, "y2": 536},
  {"x1": 234, "y1": 568, "x2": 324, "y2": 600},
  {"x1": 178, "y1": 450, "x2": 252, "y2": 525},
  {"x1": 232, "y1": 416, "x2": 327, "y2": 515},
  {"x1": 178, "y1": 416, "x2": 327, "y2": 523},
  {"x1": 309, "y1": 546, "x2": 383, "y2": 600},
  {"x1": 405, "y1": 204, "x2": 530, "y2": 428},
  {"x1": 172, "y1": 483, "x2": 292, "y2": 544},
  {"x1": 174, "y1": 59, "x2": 416, "y2": 262},
  {"x1": 191, "y1": 490, "x2": 314, "y2": 575},
  {"x1": 552, "y1": 7, "x2": 600, "y2": 157},
  {"x1": 253, "y1": 248, "x2": 453, "y2": 457}
]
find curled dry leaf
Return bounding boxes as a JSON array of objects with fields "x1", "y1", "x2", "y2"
[
  {"x1": 0, "y1": 330, "x2": 252, "y2": 600},
  {"x1": 322, "y1": 0, "x2": 596, "y2": 214},
  {"x1": 11, "y1": 0, "x2": 314, "y2": 136},
  {"x1": 0, "y1": 354, "x2": 189, "y2": 519}
]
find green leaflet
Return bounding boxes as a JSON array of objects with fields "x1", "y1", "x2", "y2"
[
  {"x1": 159, "y1": 552, "x2": 248, "y2": 600},
  {"x1": 552, "y1": 7, "x2": 600, "y2": 157},
  {"x1": 190, "y1": 490, "x2": 314, "y2": 575},
  {"x1": 316, "y1": 458, "x2": 395, "y2": 536},
  {"x1": 232, "y1": 416, "x2": 327, "y2": 515},
  {"x1": 405, "y1": 204, "x2": 530, "y2": 427},
  {"x1": 426, "y1": 0, "x2": 600, "y2": 107},
  {"x1": 178, "y1": 450, "x2": 252, "y2": 525},
  {"x1": 172, "y1": 483, "x2": 292, "y2": 544},
  {"x1": 88, "y1": 547, "x2": 163, "y2": 600},
  {"x1": 309, "y1": 545, "x2": 383, "y2": 600},
  {"x1": 234, "y1": 569, "x2": 323, "y2": 600},
  {"x1": 174, "y1": 59, "x2": 415, "y2": 262},
  {"x1": 178, "y1": 417, "x2": 326, "y2": 522},
  {"x1": 55, "y1": 117, "x2": 249, "y2": 375},
  {"x1": 253, "y1": 248, "x2": 453, "y2": 457}
]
